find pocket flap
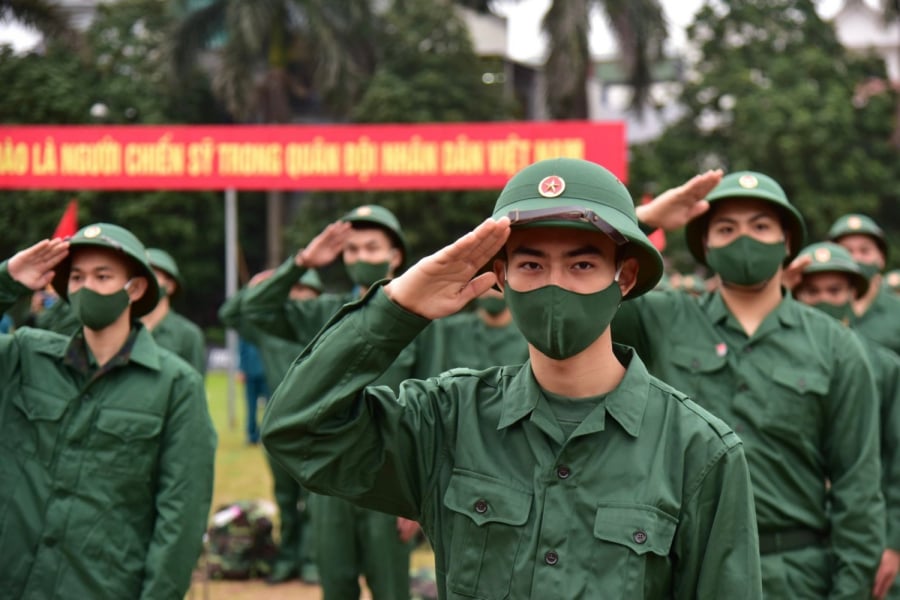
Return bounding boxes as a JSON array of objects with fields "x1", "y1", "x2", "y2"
[
  {"x1": 593, "y1": 504, "x2": 677, "y2": 556},
  {"x1": 670, "y1": 344, "x2": 727, "y2": 373},
  {"x1": 14, "y1": 385, "x2": 69, "y2": 422},
  {"x1": 771, "y1": 366, "x2": 829, "y2": 395},
  {"x1": 96, "y1": 409, "x2": 163, "y2": 441},
  {"x1": 443, "y1": 471, "x2": 532, "y2": 527}
]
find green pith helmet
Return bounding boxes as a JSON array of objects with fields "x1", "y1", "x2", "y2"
[
  {"x1": 341, "y1": 205, "x2": 407, "y2": 267},
  {"x1": 297, "y1": 268, "x2": 324, "y2": 293},
  {"x1": 795, "y1": 241, "x2": 869, "y2": 298},
  {"x1": 146, "y1": 248, "x2": 183, "y2": 293},
  {"x1": 827, "y1": 213, "x2": 888, "y2": 259},
  {"x1": 52, "y1": 223, "x2": 160, "y2": 318},
  {"x1": 491, "y1": 157, "x2": 663, "y2": 299},
  {"x1": 686, "y1": 171, "x2": 807, "y2": 266}
]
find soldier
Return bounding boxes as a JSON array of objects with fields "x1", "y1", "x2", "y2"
[
  {"x1": 218, "y1": 267, "x2": 325, "y2": 585},
  {"x1": 262, "y1": 158, "x2": 762, "y2": 599},
  {"x1": 828, "y1": 214, "x2": 900, "y2": 355},
  {"x1": 439, "y1": 286, "x2": 528, "y2": 370},
  {"x1": 614, "y1": 170, "x2": 884, "y2": 597},
  {"x1": 0, "y1": 223, "x2": 216, "y2": 599},
  {"x1": 141, "y1": 248, "x2": 207, "y2": 374},
  {"x1": 787, "y1": 241, "x2": 900, "y2": 600},
  {"x1": 235, "y1": 205, "x2": 443, "y2": 600}
]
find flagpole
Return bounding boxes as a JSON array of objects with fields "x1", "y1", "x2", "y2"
[{"x1": 225, "y1": 189, "x2": 238, "y2": 431}]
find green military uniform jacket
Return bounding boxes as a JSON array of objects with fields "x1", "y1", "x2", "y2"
[
  {"x1": 219, "y1": 287, "x2": 303, "y2": 390},
  {"x1": 150, "y1": 309, "x2": 207, "y2": 375},
  {"x1": 613, "y1": 290, "x2": 884, "y2": 597},
  {"x1": 35, "y1": 298, "x2": 80, "y2": 336},
  {"x1": 0, "y1": 264, "x2": 217, "y2": 600},
  {"x1": 439, "y1": 311, "x2": 528, "y2": 371},
  {"x1": 860, "y1": 338, "x2": 900, "y2": 552},
  {"x1": 855, "y1": 285, "x2": 900, "y2": 355},
  {"x1": 261, "y1": 286, "x2": 763, "y2": 599},
  {"x1": 235, "y1": 258, "x2": 444, "y2": 384}
]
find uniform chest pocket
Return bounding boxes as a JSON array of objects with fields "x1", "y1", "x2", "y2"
[
  {"x1": 591, "y1": 504, "x2": 677, "y2": 599},
  {"x1": 5, "y1": 385, "x2": 69, "y2": 463},
  {"x1": 90, "y1": 408, "x2": 163, "y2": 479},
  {"x1": 443, "y1": 470, "x2": 532, "y2": 599},
  {"x1": 670, "y1": 345, "x2": 727, "y2": 375},
  {"x1": 767, "y1": 366, "x2": 828, "y2": 431}
]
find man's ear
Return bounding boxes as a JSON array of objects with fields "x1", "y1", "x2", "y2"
[
  {"x1": 492, "y1": 258, "x2": 506, "y2": 290},
  {"x1": 617, "y1": 257, "x2": 640, "y2": 297},
  {"x1": 127, "y1": 276, "x2": 148, "y2": 304},
  {"x1": 389, "y1": 248, "x2": 403, "y2": 271}
]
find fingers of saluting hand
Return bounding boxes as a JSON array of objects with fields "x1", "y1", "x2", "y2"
[
  {"x1": 9, "y1": 238, "x2": 70, "y2": 290},
  {"x1": 431, "y1": 217, "x2": 510, "y2": 274}
]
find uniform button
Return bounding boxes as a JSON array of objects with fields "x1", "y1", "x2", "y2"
[
  {"x1": 737, "y1": 383, "x2": 749, "y2": 392},
  {"x1": 474, "y1": 499, "x2": 488, "y2": 514},
  {"x1": 691, "y1": 359, "x2": 700, "y2": 369},
  {"x1": 44, "y1": 536, "x2": 57, "y2": 548},
  {"x1": 544, "y1": 551, "x2": 559, "y2": 565},
  {"x1": 743, "y1": 345, "x2": 752, "y2": 354},
  {"x1": 633, "y1": 530, "x2": 647, "y2": 545},
  {"x1": 556, "y1": 465, "x2": 571, "y2": 479}
]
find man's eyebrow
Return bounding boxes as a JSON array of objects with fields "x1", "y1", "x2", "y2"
[
  {"x1": 510, "y1": 246, "x2": 545, "y2": 258},
  {"x1": 509, "y1": 245, "x2": 605, "y2": 258},
  {"x1": 565, "y1": 245, "x2": 604, "y2": 258}
]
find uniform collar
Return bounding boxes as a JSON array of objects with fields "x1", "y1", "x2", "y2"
[
  {"x1": 61, "y1": 323, "x2": 161, "y2": 374},
  {"x1": 498, "y1": 344, "x2": 649, "y2": 438},
  {"x1": 706, "y1": 289, "x2": 800, "y2": 329}
]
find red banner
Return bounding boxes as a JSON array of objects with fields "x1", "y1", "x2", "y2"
[{"x1": 0, "y1": 122, "x2": 625, "y2": 191}]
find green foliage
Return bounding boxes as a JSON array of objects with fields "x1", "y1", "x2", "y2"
[
  {"x1": 630, "y1": 0, "x2": 900, "y2": 271},
  {"x1": 0, "y1": 0, "x2": 228, "y2": 330},
  {"x1": 284, "y1": 0, "x2": 513, "y2": 272}
]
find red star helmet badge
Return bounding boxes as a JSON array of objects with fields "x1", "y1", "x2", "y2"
[{"x1": 538, "y1": 175, "x2": 565, "y2": 198}]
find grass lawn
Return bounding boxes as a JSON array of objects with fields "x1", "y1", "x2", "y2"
[
  {"x1": 187, "y1": 372, "x2": 434, "y2": 600},
  {"x1": 205, "y1": 371, "x2": 274, "y2": 512}
]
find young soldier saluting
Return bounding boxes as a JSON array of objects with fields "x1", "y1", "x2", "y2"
[
  {"x1": 0, "y1": 223, "x2": 216, "y2": 599},
  {"x1": 828, "y1": 214, "x2": 900, "y2": 355},
  {"x1": 262, "y1": 158, "x2": 762, "y2": 599},
  {"x1": 614, "y1": 171, "x2": 884, "y2": 598}
]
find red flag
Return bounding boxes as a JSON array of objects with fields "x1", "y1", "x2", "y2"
[
  {"x1": 52, "y1": 200, "x2": 78, "y2": 239},
  {"x1": 640, "y1": 193, "x2": 666, "y2": 251}
]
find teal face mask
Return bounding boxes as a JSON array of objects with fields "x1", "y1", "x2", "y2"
[
  {"x1": 345, "y1": 261, "x2": 391, "y2": 288},
  {"x1": 810, "y1": 301, "x2": 854, "y2": 325},
  {"x1": 505, "y1": 270, "x2": 623, "y2": 360},
  {"x1": 476, "y1": 296, "x2": 507, "y2": 316},
  {"x1": 856, "y1": 261, "x2": 881, "y2": 281},
  {"x1": 69, "y1": 281, "x2": 132, "y2": 331},
  {"x1": 705, "y1": 236, "x2": 786, "y2": 286}
]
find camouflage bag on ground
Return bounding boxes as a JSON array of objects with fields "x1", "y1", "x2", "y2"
[{"x1": 205, "y1": 500, "x2": 278, "y2": 580}]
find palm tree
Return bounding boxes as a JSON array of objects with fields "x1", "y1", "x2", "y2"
[
  {"x1": 171, "y1": 0, "x2": 380, "y2": 265},
  {"x1": 0, "y1": 0, "x2": 77, "y2": 47},
  {"x1": 457, "y1": 0, "x2": 667, "y2": 119}
]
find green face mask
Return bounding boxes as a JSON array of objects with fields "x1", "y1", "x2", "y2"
[
  {"x1": 810, "y1": 301, "x2": 854, "y2": 325},
  {"x1": 69, "y1": 282, "x2": 132, "y2": 331},
  {"x1": 477, "y1": 296, "x2": 507, "y2": 316},
  {"x1": 856, "y1": 261, "x2": 881, "y2": 281},
  {"x1": 505, "y1": 275, "x2": 622, "y2": 361},
  {"x1": 345, "y1": 261, "x2": 391, "y2": 288},
  {"x1": 705, "y1": 236, "x2": 786, "y2": 286}
]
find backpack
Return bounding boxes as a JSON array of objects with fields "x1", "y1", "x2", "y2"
[{"x1": 204, "y1": 500, "x2": 278, "y2": 580}]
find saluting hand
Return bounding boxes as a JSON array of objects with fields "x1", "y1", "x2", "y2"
[
  {"x1": 295, "y1": 220, "x2": 353, "y2": 269},
  {"x1": 385, "y1": 218, "x2": 510, "y2": 320},
  {"x1": 781, "y1": 254, "x2": 813, "y2": 291},
  {"x1": 636, "y1": 169, "x2": 723, "y2": 232},
  {"x1": 8, "y1": 239, "x2": 69, "y2": 291}
]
